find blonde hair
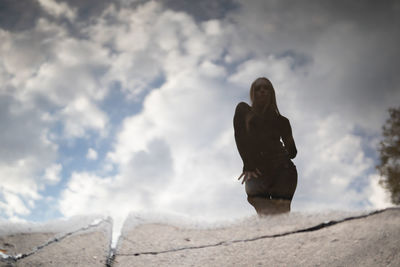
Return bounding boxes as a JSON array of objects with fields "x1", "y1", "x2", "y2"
[
  {"x1": 249, "y1": 77, "x2": 280, "y2": 115},
  {"x1": 246, "y1": 77, "x2": 280, "y2": 131}
]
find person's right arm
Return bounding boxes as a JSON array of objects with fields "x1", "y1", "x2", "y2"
[{"x1": 233, "y1": 102, "x2": 260, "y2": 183}]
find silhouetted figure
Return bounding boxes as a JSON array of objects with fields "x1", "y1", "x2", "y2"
[{"x1": 234, "y1": 77, "x2": 297, "y2": 216}]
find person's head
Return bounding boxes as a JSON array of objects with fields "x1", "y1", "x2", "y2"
[{"x1": 249, "y1": 77, "x2": 280, "y2": 115}]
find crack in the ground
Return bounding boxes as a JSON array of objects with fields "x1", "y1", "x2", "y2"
[
  {"x1": 1, "y1": 207, "x2": 397, "y2": 266},
  {"x1": 115, "y1": 208, "x2": 397, "y2": 257},
  {"x1": 0, "y1": 217, "x2": 111, "y2": 265},
  {"x1": 106, "y1": 248, "x2": 116, "y2": 267}
]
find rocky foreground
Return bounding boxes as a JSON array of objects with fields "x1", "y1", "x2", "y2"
[{"x1": 1, "y1": 208, "x2": 399, "y2": 266}]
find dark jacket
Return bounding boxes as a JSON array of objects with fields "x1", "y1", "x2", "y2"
[{"x1": 233, "y1": 102, "x2": 297, "y2": 172}]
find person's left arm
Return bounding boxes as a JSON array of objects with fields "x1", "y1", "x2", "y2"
[{"x1": 280, "y1": 116, "x2": 297, "y2": 159}]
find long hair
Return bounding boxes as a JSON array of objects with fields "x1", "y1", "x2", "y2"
[
  {"x1": 246, "y1": 77, "x2": 280, "y2": 131},
  {"x1": 250, "y1": 77, "x2": 280, "y2": 115}
]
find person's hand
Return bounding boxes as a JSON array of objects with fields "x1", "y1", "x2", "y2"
[{"x1": 237, "y1": 169, "x2": 262, "y2": 184}]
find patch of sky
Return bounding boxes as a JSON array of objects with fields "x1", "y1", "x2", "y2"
[
  {"x1": 57, "y1": 137, "x2": 105, "y2": 175},
  {"x1": 225, "y1": 52, "x2": 258, "y2": 76},
  {"x1": 147, "y1": 72, "x2": 167, "y2": 94},
  {"x1": 348, "y1": 173, "x2": 371, "y2": 194},
  {"x1": 0, "y1": 193, "x2": 5, "y2": 207},
  {"x1": 39, "y1": 134, "x2": 117, "y2": 216},
  {"x1": 48, "y1": 75, "x2": 166, "y2": 184},
  {"x1": 213, "y1": 49, "x2": 237, "y2": 77},
  {"x1": 0, "y1": 189, "x2": 61, "y2": 222},
  {"x1": 39, "y1": 178, "x2": 65, "y2": 201},
  {"x1": 32, "y1": 93, "x2": 60, "y2": 115},
  {"x1": 351, "y1": 124, "x2": 380, "y2": 164},
  {"x1": 100, "y1": 81, "x2": 143, "y2": 126},
  {"x1": 90, "y1": 63, "x2": 109, "y2": 78},
  {"x1": 35, "y1": 130, "x2": 119, "y2": 220},
  {"x1": 48, "y1": 79, "x2": 156, "y2": 188},
  {"x1": 353, "y1": 198, "x2": 374, "y2": 210},
  {"x1": 276, "y1": 50, "x2": 312, "y2": 71},
  {"x1": 20, "y1": 197, "x2": 63, "y2": 222},
  {"x1": 343, "y1": 125, "x2": 381, "y2": 194}
]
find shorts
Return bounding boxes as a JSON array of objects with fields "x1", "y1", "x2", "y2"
[{"x1": 245, "y1": 159, "x2": 297, "y2": 200}]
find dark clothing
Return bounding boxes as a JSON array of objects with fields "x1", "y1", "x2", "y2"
[
  {"x1": 234, "y1": 102, "x2": 297, "y2": 172},
  {"x1": 233, "y1": 102, "x2": 298, "y2": 200},
  {"x1": 245, "y1": 159, "x2": 297, "y2": 200}
]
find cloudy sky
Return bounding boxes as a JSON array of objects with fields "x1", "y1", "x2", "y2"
[{"x1": 0, "y1": 0, "x2": 399, "y2": 225}]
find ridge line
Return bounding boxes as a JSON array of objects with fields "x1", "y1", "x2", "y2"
[{"x1": 116, "y1": 207, "x2": 398, "y2": 257}]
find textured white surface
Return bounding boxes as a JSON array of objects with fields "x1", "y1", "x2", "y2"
[
  {"x1": 114, "y1": 208, "x2": 400, "y2": 266},
  {"x1": 0, "y1": 215, "x2": 107, "y2": 237},
  {"x1": 0, "y1": 217, "x2": 112, "y2": 266},
  {"x1": 1, "y1": 209, "x2": 399, "y2": 266}
]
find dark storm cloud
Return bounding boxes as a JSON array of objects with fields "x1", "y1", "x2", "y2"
[
  {"x1": 0, "y1": 0, "x2": 44, "y2": 31},
  {"x1": 160, "y1": 0, "x2": 238, "y2": 21},
  {"x1": 0, "y1": 0, "x2": 237, "y2": 43},
  {"x1": 232, "y1": 0, "x2": 400, "y2": 125},
  {"x1": 316, "y1": 0, "x2": 400, "y2": 113},
  {"x1": 59, "y1": 0, "x2": 110, "y2": 20},
  {"x1": 0, "y1": 0, "x2": 111, "y2": 36},
  {"x1": 252, "y1": 0, "x2": 399, "y2": 27},
  {"x1": 232, "y1": 0, "x2": 400, "y2": 51},
  {"x1": 318, "y1": 0, "x2": 400, "y2": 27}
]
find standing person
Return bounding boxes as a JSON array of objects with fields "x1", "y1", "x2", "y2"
[{"x1": 233, "y1": 77, "x2": 298, "y2": 215}]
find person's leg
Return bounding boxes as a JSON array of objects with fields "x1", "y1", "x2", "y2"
[
  {"x1": 245, "y1": 173, "x2": 271, "y2": 197},
  {"x1": 247, "y1": 196, "x2": 291, "y2": 216},
  {"x1": 246, "y1": 161, "x2": 297, "y2": 216},
  {"x1": 269, "y1": 161, "x2": 298, "y2": 201},
  {"x1": 245, "y1": 174, "x2": 276, "y2": 216}
]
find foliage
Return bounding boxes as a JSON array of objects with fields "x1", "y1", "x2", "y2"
[{"x1": 377, "y1": 107, "x2": 400, "y2": 204}]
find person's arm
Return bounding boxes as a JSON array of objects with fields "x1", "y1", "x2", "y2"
[
  {"x1": 234, "y1": 103, "x2": 261, "y2": 183},
  {"x1": 233, "y1": 102, "x2": 257, "y2": 171},
  {"x1": 280, "y1": 116, "x2": 297, "y2": 159}
]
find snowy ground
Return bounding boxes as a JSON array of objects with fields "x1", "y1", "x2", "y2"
[{"x1": 1, "y1": 208, "x2": 399, "y2": 266}]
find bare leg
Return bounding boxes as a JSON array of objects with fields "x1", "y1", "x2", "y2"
[
  {"x1": 247, "y1": 196, "x2": 291, "y2": 216},
  {"x1": 245, "y1": 160, "x2": 297, "y2": 216}
]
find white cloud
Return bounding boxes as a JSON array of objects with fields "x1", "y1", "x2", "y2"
[
  {"x1": 367, "y1": 174, "x2": 392, "y2": 209},
  {"x1": 0, "y1": 159, "x2": 40, "y2": 200},
  {"x1": 0, "y1": 94, "x2": 59, "y2": 219},
  {"x1": 59, "y1": 1, "x2": 250, "y2": 221},
  {"x1": 1, "y1": 191, "x2": 31, "y2": 216},
  {"x1": 292, "y1": 115, "x2": 374, "y2": 210},
  {"x1": 57, "y1": 1, "x2": 398, "y2": 223},
  {"x1": 0, "y1": 156, "x2": 50, "y2": 217},
  {"x1": 0, "y1": 12, "x2": 110, "y2": 219},
  {"x1": 37, "y1": 0, "x2": 77, "y2": 21},
  {"x1": 43, "y1": 164, "x2": 62, "y2": 184},
  {"x1": 60, "y1": 97, "x2": 108, "y2": 138},
  {"x1": 1, "y1": 0, "x2": 398, "y2": 223},
  {"x1": 87, "y1": 148, "x2": 98, "y2": 161},
  {"x1": 202, "y1": 19, "x2": 222, "y2": 36},
  {"x1": 86, "y1": 2, "x2": 165, "y2": 99}
]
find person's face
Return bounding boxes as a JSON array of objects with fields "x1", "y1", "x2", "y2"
[{"x1": 254, "y1": 82, "x2": 273, "y2": 105}]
